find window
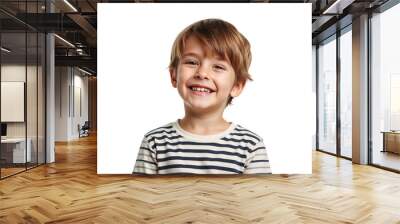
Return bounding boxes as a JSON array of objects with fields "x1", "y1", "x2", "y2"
[
  {"x1": 371, "y1": 2, "x2": 400, "y2": 171},
  {"x1": 318, "y1": 35, "x2": 337, "y2": 155},
  {"x1": 339, "y1": 28, "x2": 352, "y2": 158}
]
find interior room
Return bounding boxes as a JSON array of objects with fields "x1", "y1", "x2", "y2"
[{"x1": 0, "y1": 0, "x2": 399, "y2": 223}]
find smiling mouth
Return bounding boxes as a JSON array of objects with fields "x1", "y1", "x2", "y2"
[
  {"x1": 189, "y1": 86, "x2": 213, "y2": 93},
  {"x1": 188, "y1": 85, "x2": 215, "y2": 96}
]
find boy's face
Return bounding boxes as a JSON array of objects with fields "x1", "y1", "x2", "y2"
[{"x1": 170, "y1": 35, "x2": 244, "y2": 113}]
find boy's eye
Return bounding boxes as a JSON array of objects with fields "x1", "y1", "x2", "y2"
[
  {"x1": 184, "y1": 60, "x2": 199, "y2": 65},
  {"x1": 213, "y1": 65, "x2": 226, "y2": 71}
]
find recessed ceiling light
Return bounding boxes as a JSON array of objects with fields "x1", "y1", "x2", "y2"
[
  {"x1": 323, "y1": 0, "x2": 355, "y2": 15},
  {"x1": 63, "y1": 0, "x2": 78, "y2": 12},
  {"x1": 54, "y1": 34, "x2": 75, "y2": 48},
  {"x1": 1, "y1": 47, "x2": 11, "y2": 53},
  {"x1": 78, "y1": 67, "x2": 93, "y2": 76}
]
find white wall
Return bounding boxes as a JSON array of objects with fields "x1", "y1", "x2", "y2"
[
  {"x1": 55, "y1": 66, "x2": 69, "y2": 141},
  {"x1": 72, "y1": 71, "x2": 89, "y2": 138},
  {"x1": 55, "y1": 67, "x2": 89, "y2": 141}
]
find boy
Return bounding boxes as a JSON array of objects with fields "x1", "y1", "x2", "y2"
[{"x1": 133, "y1": 18, "x2": 271, "y2": 174}]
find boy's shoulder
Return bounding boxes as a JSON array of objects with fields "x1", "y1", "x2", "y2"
[
  {"x1": 231, "y1": 124, "x2": 263, "y2": 143},
  {"x1": 143, "y1": 122, "x2": 176, "y2": 139},
  {"x1": 142, "y1": 122, "x2": 263, "y2": 144}
]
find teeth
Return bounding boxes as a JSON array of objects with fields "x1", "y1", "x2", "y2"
[{"x1": 191, "y1": 87, "x2": 211, "y2": 93}]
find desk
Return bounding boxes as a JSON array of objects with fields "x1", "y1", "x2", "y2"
[
  {"x1": 1, "y1": 138, "x2": 31, "y2": 163},
  {"x1": 381, "y1": 131, "x2": 400, "y2": 154}
]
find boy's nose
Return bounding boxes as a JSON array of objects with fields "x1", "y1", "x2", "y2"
[{"x1": 195, "y1": 67, "x2": 209, "y2": 80}]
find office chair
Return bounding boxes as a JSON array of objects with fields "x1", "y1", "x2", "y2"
[{"x1": 79, "y1": 121, "x2": 90, "y2": 138}]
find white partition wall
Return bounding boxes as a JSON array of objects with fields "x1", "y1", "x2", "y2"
[{"x1": 55, "y1": 67, "x2": 89, "y2": 141}]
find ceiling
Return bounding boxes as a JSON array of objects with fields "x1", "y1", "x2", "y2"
[{"x1": 0, "y1": 0, "x2": 392, "y2": 75}]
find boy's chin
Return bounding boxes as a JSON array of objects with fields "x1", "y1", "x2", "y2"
[{"x1": 185, "y1": 101, "x2": 220, "y2": 112}]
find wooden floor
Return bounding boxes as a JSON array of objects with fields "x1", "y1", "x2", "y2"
[
  {"x1": 1, "y1": 134, "x2": 400, "y2": 223},
  {"x1": 373, "y1": 150, "x2": 400, "y2": 171},
  {"x1": 1, "y1": 163, "x2": 44, "y2": 178},
  {"x1": 0, "y1": 167, "x2": 26, "y2": 178}
]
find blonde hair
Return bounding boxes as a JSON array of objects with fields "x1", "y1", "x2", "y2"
[{"x1": 169, "y1": 18, "x2": 252, "y2": 105}]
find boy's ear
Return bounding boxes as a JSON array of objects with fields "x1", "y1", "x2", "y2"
[
  {"x1": 230, "y1": 80, "x2": 246, "y2": 98},
  {"x1": 169, "y1": 68, "x2": 177, "y2": 88}
]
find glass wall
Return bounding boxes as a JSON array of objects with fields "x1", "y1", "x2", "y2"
[
  {"x1": 371, "y1": 3, "x2": 400, "y2": 171},
  {"x1": 318, "y1": 35, "x2": 337, "y2": 154},
  {"x1": 0, "y1": 31, "x2": 28, "y2": 177},
  {"x1": 316, "y1": 1, "x2": 400, "y2": 171},
  {"x1": 0, "y1": 1, "x2": 46, "y2": 179},
  {"x1": 339, "y1": 27, "x2": 352, "y2": 158}
]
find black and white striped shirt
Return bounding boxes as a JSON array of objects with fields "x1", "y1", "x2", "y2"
[{"x1": 133, "y1": 120, "x2": 271, "y2": 175}]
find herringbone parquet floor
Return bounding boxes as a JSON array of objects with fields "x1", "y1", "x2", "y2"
[{"x1": 1, "y1": 133, "x2": 400, "y2": 224}]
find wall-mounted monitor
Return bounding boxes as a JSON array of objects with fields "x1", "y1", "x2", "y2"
[{"x1": 1, "y1": 82, "x2": 25, "y2": 122}]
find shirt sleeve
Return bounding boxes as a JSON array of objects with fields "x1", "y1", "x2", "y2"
[
  {"x1": 133, "y1": 136, "x2": 157, "y2": 174},
  {"x1": 244, "y1": 139, "x2": 271, "y2": 174}
]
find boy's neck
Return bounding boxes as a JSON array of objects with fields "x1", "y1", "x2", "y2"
[{"x1": 179, "y1": 110, "x2": 231, "y2": 135}]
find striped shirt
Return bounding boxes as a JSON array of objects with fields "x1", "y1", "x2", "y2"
[{"x1": 133, "y1": 120, "x2": 271, "y2": 175}]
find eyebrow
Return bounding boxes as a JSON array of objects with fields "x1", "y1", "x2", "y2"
[
  {"x1": 182, "y1": 52, "x2": 227, "y2": 63},
  {"x1": 182, "y1": 52, "x2": 201, "y2": 58}
]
